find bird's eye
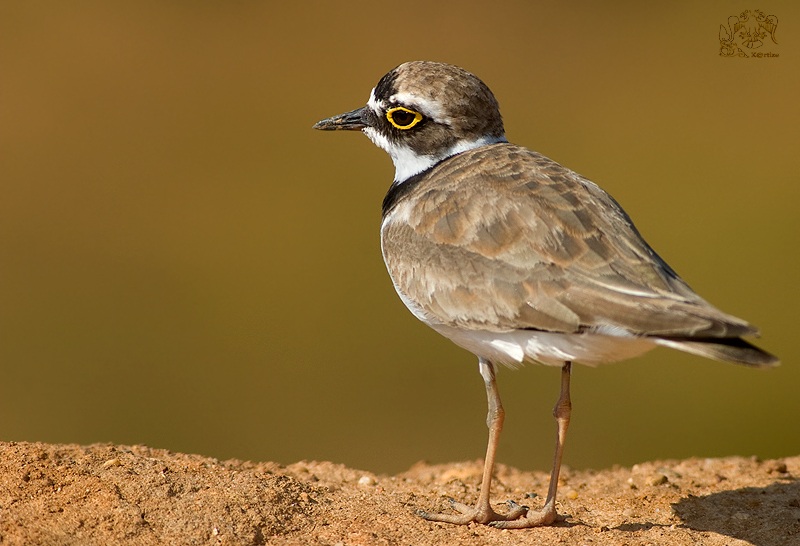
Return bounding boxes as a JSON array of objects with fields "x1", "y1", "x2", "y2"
[{"x1": 386, "y1": 107, "x2": 423, "y2": 130}]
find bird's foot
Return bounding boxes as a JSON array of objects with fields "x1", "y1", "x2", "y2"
[
  {"x1": 417, "y1": 498, "x2": 529, "y2": 525},
  {"x1": 489, "y1": 500, "x2": 563, "y2": 529}
]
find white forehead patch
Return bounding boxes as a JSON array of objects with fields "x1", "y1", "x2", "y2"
[
  {"x1": 389, "y1": 91, "x2": 447, "y2": 123},
  {"x1": 367, "y1": 88, "x2": 385, "y2": 115},
  {"x1": 370, "y1": 88, "x2": 447, "y2": 123}
]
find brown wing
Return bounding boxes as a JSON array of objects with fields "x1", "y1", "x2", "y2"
[{"x1": 381, "y1": 143, "x2": 757, "y2": 338}]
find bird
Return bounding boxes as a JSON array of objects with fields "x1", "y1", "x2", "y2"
[{"x1": 312, "y1": 61, "x2": 778, "y2": 528}]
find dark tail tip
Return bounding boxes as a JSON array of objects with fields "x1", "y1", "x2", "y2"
[{"x1": 656, "y1": 337, "x2": 779, "y2": 368}]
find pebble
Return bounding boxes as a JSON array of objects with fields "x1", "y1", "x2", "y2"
[
  {"x1": 102, "y1": 458, "x2": 122, "y2": 469},
  {"x1": 764, "y1": 460, "x2": 788, "y2": 474}
]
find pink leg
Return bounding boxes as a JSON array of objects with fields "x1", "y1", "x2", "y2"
[
  {"x1": 417, "y1": 358, "x2": 527, "y2": 524},
  {"x1": 493, "y1": 361, "x2": 572, "y2": 528}
]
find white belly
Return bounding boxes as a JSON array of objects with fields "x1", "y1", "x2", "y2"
[{"x1": 429, "y1": 323, "x2": 657, "y2": 367}]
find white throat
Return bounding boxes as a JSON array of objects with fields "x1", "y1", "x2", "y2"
[{"x1": 364, "y1": 128, "x2": 507, "y2": 183}]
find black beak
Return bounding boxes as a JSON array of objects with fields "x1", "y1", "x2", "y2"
[{"x1": 313, "y1": 107, "x2": 368, "y2": 131}]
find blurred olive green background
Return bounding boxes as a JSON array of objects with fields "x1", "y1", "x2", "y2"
[{"x1": 1, "y1": 2, "x2": 798, "y2": 475}]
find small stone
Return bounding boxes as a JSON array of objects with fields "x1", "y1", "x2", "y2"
[
  {"x1": 102, "y1": 458, "x2": 122, "y2": 469},
  {"x1": 566, "y1": 489, "x2": 579, "y2": 500},
  {"x1": 765, "y1": 460, "x2": 788, "y2": 474},
  {"x1": 358, "y1": 475, "x2": 376, "y2": 486},
  {"x1": 648, "y1": 474, "x2": 668, "y2": 486}
]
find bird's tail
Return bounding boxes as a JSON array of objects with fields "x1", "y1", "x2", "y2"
[{"x1": 655, "y1": 337, "x2": 779, "y2": 367}]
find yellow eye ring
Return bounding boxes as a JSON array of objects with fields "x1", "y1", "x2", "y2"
[{"x1": 386, "y1": 107, "x2": 423, "y2": 130}]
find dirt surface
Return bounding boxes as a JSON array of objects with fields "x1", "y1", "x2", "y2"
[{"x1": 0, "y1": 442, "x2": 797, "y2": 545}]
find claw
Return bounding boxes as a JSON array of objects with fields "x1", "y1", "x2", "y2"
[{"x1": 503, "y1": 499, "x2": 529, "y2": 519}]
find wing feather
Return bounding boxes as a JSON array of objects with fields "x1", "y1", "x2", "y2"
[{"x1": 381, "y1": 143, "x2": 756, "y2": 338}]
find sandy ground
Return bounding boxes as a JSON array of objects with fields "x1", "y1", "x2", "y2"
[{"x1": 0, "y1": 442, "x2": 797, "y2": 546}]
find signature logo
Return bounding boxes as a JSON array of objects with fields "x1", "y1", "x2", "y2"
[{"x1": 719, "y1": 10, "x2": 779, "y2": 58}]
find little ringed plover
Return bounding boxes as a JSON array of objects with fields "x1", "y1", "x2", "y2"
[{"x1": 313, "y1": 61, "x2": 778, "y2": 528}]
